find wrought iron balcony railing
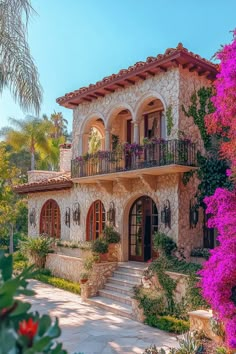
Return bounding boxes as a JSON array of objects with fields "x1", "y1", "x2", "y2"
[{"x1": 71, "y1": 139, "x2": 197, "y2": 179}]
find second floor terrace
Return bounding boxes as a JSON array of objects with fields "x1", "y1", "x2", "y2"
[{"x1": 71, "y1": 138, "x2": 197, "y2": 182}]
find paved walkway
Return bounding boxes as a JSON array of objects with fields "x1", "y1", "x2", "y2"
[{"x1": 24, "y1": 280, "x2": 178, "y2": 354}]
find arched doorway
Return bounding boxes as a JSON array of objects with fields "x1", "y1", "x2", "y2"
[
  {"x1": 86, "y1": 200, "x2": 105, "y2": 241},
  {"x1": 40, "y1": 199, "x2": 61, "y2": 238},
  {"x1": 129, "y1": 196, "x2": 158, "y2": 261}
]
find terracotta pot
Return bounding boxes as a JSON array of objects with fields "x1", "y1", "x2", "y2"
[{"x1": 99, "y1": 253, "x2": 108, "y2": 262}]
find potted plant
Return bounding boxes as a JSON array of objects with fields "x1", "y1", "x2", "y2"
[
  {"x1": 103, "y1": 225, "x2": 121, "y2": 261},
  {"x1": 79, "y1": 272, "x2": 89, "y2": 284},
  {"x1": 20, "y1": 236, "x2": 53, "y2": 268},
  {"x1": 91, "y1": 238, "x2": 109, "y2": 262}
]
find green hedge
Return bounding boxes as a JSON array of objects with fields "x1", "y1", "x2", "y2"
[
  {"x1": 145, "y1": 315, "x2": 189, "y2": 334},
  {"x1": 34, "y1": 273, "x2": 81, "y2": 295}
]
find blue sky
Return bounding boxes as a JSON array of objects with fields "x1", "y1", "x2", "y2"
[{"x1": 0, "y1": 0, "x2": 236, "y2": 132}]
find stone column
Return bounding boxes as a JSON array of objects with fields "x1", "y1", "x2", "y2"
[
  {"x1": 133, "y1": 122, "x2": 140, "y2": 143},
  {"x1": 105, "y1": 129, "x2": 111, "y2": 151},
  {"x1": 77, "y1": 133, "x2": 83, "y2": 156}
]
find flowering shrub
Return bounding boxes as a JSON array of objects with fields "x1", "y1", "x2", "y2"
[
  {"x1": 200, "y1": 30, "x2": 236, "y2": 350},
  {"x1": 205, "y1": 30, "x2": 236, "y2": 169},
  {"x1": 199, "y1": 188, "x2": 236, "y2": 348},
  {"x1": 0, "y1": 251, "x2": 67, "y2": 353}
]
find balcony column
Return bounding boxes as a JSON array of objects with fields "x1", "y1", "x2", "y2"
[
  {"x1": 133, "y1": 122, "x2": 140, "y2": 144},
  {"x1": 78, "y1": 133, "x2": 83, "y2": 156},
  {"x1": 105, "y1": 129, "x2": 111, "y2": 151}
]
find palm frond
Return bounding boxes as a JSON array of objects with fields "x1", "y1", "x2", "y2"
[{"x1": 0, "y1": 0, "x2": 42, "y2": 114}]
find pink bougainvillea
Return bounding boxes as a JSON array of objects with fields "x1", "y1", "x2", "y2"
[
  {"x1": 200, "y1": 189, "x2": 236, "y2": 348},
  {"x1": 205, "y1": 30, "x2": 236, "y2": 168},
  {"x1": 201, "y1": 30, "x2": 236, "y2": 349}
]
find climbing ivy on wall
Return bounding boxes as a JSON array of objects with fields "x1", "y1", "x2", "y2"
[
  {"x1": 182, "y1": 87, "x2": 215, "y2": 150},
  {"x1": 182, "y1": 87, "x2": 232, "y2": 206},
  {"x1": 166, "y1": 105, "x2": 173, "y2": 136}
]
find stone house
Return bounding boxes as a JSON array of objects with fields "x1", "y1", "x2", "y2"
[{"x1": 15, "y1": 43, "x2": 218, "y2": 261}]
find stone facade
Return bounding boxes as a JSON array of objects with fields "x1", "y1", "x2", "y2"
[
  {"x1": 28, "y1": 189, "x2": 71, "y2": 240},
  {"x1": 26, "y1": 62, "x2": 213, "y2": 259}
]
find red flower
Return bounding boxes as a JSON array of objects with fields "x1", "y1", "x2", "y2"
[{"x1": 18, "y1": 318, "x2": 38, "y2": 340}]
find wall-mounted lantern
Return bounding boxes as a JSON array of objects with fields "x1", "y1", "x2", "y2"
[
  {"x1": 189, "y1": 199, "x2": 199, "y2": 228},
  {"x1": 72, "y1": 202, "x2": 81, "y2": 225},
  {"x1": 107, "y1": 201, "x2": 116, "y2": 226},
  {"x1": 161, "y1": 199, "x2": 171, "y2": 228},
  {"x1": 65, "y1": 207, "x2": 70, "y2": 228},
  {"x1": 29, "y1": 208, "x2": 36, "y2": 227}
]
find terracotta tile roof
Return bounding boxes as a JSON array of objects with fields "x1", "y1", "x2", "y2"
[
  {"x1": 14, "y1": 173, "x2": 73, "y2": 194},
  {"x1": 57, "y1": 43, "x2": 218, "y2": 108}
]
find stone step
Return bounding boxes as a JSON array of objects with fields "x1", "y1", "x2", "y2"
[
  {"x1": 86, "y1": 296, "x2": 133, "y2": 319},
  {"x1": 112, "y1": 271, "x2": 142, "y2": 283},
  {"x1": 104, "y1": 282, "x2": 134, "y2": 296},
  {"x1": 118, "y1": 264, "x2": 146, "y2": 276},
  {"x1": 99, "y1": 289, "x2": 132, "y2": 305},
  {"x1": 109, "y1": 276, "x2": 139, "y2": 288}
]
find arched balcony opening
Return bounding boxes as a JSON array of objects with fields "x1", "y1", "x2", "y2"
[
  {"x1": 80, "y1": 116, "x2": 105, "y2": 156},
  {"x1": 137, "y1": 98, "x2": 166, "y2": 145},
  {"x1": 106, "y1": 106, "x2": 134, "y2": 152}
]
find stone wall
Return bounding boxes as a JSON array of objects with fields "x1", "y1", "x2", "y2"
[
  {"x1": 28, "y1": 189, "x2": 71, "y2": 240},
  {"x1": 72, "y1": 68, "x2": 180, "y2": 157},
  {"x1": 28, "y1": 173, "x2": 180, "y2": 260},
  {"x1": 28, "y1": 170, "x2": 61, "y2": 183},
  {"x1": 45, "y1": 253, "x2": 83, "y2": 282},
  {"x1": 81, "y1": 262, "x2": 118, "y2": 300},
  {"x1": 59, "y1": 147, "x2": 72, "y2": 172},
  {"x1": 178, "y1": 174, "x2": 204, "y2": 257},
  {"x1": 178, "y1": 67, "x2": 212, "y2": 154},
  {"x1": 70, "y1": 173, "x2": 179, "y2": 260}
]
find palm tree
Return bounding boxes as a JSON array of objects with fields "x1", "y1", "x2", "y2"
[
  {"x1": 0, "y1": 0, "x2": 42, "y2": 113},
  {"x1": 88, "y1": 128, "x2": 102, "y2": 154},
  {"x1": 0, "y1": 116, "x2": 51, "y2": 170},
  {"x1": 50, "y1": 111, "x2": 68, "y2": 139}
]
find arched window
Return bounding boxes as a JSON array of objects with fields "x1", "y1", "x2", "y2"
[
  {"x1": 40, "y1": 199, "x2": 61, "y2": 238},
  {"x1": 86, "y1": 200, "x2": 105, "y2": 240}
]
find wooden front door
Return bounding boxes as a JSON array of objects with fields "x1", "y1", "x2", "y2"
[{"x1": 129, "y1": 196, "x2": 158, "y2": 261}]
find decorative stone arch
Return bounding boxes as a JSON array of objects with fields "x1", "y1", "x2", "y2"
[
  {"x1": 79, "y1": 112, "x2": 106, "y2": 155},
  {"x1": 86, "y1": 200, "x2": 106, "y2": 241},
  {"x1": 105, "y1": 103, "x2": 135, "y2": 129},
  {"x1": 121, "y1": 193, "x2": 159, "y2": 261},
  {"x1": 134, "y1": 91, "x2": 167, "y2": 122},
  {"x1": 40, "y1": 199, "x2": 61, "y2": 238},
  {"x1": 79, "y1": 112, "x2": 106, "y2": 135}
]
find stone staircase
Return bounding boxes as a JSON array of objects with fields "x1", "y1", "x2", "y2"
[{"x1": 86, "y1": 262, "x2": 146, "y2": 319}]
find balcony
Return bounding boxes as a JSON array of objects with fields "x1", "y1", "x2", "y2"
[{"x1": 71, "y1": 139, "x2": 197, "y2": 184}]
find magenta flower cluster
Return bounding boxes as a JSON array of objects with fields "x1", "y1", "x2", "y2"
[
  {"x1": 200, "y1": 188, "x2": 236, "y2": 348},
  {"x1": 200, "y1": 30, "x2": 236, "y2": 349}
]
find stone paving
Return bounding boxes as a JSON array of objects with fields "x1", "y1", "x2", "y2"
[{"x1": 24, "y1": 280, "x2": 178, "y2": 354}]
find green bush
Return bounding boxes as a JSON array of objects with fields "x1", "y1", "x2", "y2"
[
  {"x1": 0, "y1": 251, "x2": 67, "y2": 353},
  {"x1": 13, "y1": 251, "x2": 28, "y2": 272},
  {"x1": 153, "y1": 232, "x2": 176, "y2": 256},
  {"x1": 91, "y1": 238, "x2": 108, "y2": 254},
  {"x1": 103, "y1": 225, "x2": 120, "y2": 243},
  {"x1": 20, "y1": 236, "x2": 53, "y2": 268},
  {"x1": 134, "y1": 287, "x2": 167, "y2": 317},
  {"x1": 34, "y1": 273, "x2": 81, "y2": 295},
  {"x1": 146, "y1": 315, "x2": 189, "y2": 334}
]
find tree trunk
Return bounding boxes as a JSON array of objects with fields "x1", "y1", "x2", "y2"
[
  {"x1": 9, "y1": 223, "x2": 14, "y2": 254},
  {"x1": 31, "y1": 151, "x2": 35, "y2": 170}
]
